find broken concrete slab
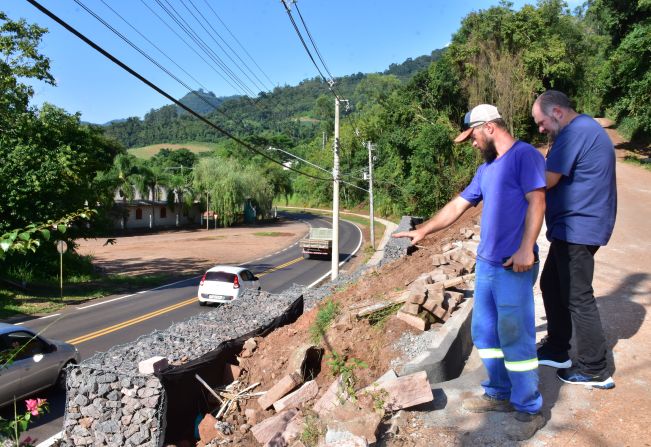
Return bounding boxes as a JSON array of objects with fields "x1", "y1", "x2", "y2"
[
  {"x1": 363, "y1": 371, "x2": 433, "y2": 411},
  {"x1": 258, "y1": 372, "x2": 303, "y2": 410},
  {"x1": 396, "y1": 310, "x2": 428, "y2": 331},
  {"x1": 273, "y1": 380, "x2": 319, "y2": 412},
  {"x1": 251, "y1": 408, "x2": 300, "y2": 445},
  {"x1": 138, "y1": 356, "x2": 168, "y2": 375},
  {"x1": 324, "y1": 402, "x2": 382, "y2": 444}
]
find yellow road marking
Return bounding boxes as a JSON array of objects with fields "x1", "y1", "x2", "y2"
[
  {"x1": 257, "y1": 256, "x2": 303, "y2": 277},
  {"x1": 66, "y1": 297, "x2": 197, "y2": 345},
  {"x1": 66, "y1": 257, "x2": 306, "y2": 345}
]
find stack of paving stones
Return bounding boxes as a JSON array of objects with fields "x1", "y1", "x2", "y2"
[{"x1": 57, "y1": 289, "x2": 303, "y2": 447}]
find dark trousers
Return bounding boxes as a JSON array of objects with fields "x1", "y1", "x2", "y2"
[{"x1": 540, "y1": 240, "x2": 608, "y2": 374}]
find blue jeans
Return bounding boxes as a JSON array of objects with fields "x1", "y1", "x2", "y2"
[{"x1": 472, "y1": 258, "x2": 542, "y2": 413}]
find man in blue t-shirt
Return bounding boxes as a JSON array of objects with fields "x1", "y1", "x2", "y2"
[
  {"x1": 532, "y1": 90, "x2": 617, "y2": 389},
  {"x1": 394, "y1": 104, "x2": 546, "y2": 441}
]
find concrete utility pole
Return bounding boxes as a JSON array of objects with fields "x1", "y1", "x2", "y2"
[
  {"x1": 367, "y1": 141, "x2": 376, "y2": 250},
  {"x1": 331, "y1": 97, "x2": 341, "y2": 280}
]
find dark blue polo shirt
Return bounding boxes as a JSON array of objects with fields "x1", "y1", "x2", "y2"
[
  {"x1": 460, "y1": 141, "x2": 546, "y2": 265},
  {"x1": 545, "y1": 114, "x2": 617, "y2": 246}
]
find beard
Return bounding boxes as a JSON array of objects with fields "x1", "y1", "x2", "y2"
[
  {"x1": 547, "y1": 116, "x2": 562, "y2": 142},
  {"x1": 481, "y1": 139, "x2": 498, "y2": 163}
]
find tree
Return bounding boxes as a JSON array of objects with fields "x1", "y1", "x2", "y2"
[
  {"x1": 193, "y1": 158, "x2": 274, "y2": 227},
  {"x1": 0, "y1": 13, "x2": 122, "y2": 235}
]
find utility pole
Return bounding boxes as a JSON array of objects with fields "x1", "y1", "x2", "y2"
[
  {"x1": 322, "y1": 131, "x2": 326, "y2": 151},
  {"x1": 206, "y1": 191, "x2": 210, "y2": 230},
  {"x1": 331, "y1": 97, "x2": 341, "y2": 280},
  {"x1": 367, "y1": 141, "x2": 376, "y2": 250}
]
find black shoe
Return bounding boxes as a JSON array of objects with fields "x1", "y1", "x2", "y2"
[
  {"x1": 557, "y1": 366, "x2": 615, "y2": 389},
  {"x1": 504, "y1": 411, "x2": 546, "y2": 441},
  {"x1": 537, "y1": 340, "x2": 572, "y2": 368}
]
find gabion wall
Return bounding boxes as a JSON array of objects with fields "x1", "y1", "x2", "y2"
[{"x1": 56, "y1": 217, "x2": 415, "y2": 446}]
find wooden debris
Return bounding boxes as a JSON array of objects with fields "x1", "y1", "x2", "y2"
[
  {"x1": 258, "y1": 372, "x2": 303, "y2": 410},
  {"x1": 443, "y1": 276, "x2": 464, "y2": 288}
]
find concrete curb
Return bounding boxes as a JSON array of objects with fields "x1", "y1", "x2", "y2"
[{"x1": 401, "y1": 297, "x2": 475, "y2": 383}]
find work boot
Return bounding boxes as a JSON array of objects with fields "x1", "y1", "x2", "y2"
[
  {"x1": 504, "y1": 411, "x2": 546, "y2": 441},
  {"x1": 461, "y1": 393, "x2": 513, "y2": 413}
]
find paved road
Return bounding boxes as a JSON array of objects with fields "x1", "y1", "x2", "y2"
[{"x1": 8, "y1": 212, "x2": 362, "y2": 445}]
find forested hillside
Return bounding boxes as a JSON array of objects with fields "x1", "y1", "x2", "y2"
[{"x1": 102, "y1": 51, "x2": 442, "y2": 149}]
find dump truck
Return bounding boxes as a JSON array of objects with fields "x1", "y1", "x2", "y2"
[{"x1": 299, "y1": 227, "x2": 333, "y2": 259}]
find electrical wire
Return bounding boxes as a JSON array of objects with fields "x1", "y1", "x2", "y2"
[
  {"x1": 179, "y1": 0, "x2": 266, "y2": 94},
  {"x1": 74, "y1": 0, "x2": 230, "y2": 122},
  {"x1": 155, "y1": 0, "x2": 258, "y2": 98},
  {"x1": 25, "y1": 0, "x2": 331, "y2": 183},
  {"x1": 83, "y1": 0, "x2": 352, "y2": 188},
  {"x1": 200, "y1": 0, "x2": 275, "y2": 89},
  {"x1": 137, "y1": 0, "x2": 250, "y2": 99},
  {"x1": 280, "y1": 0, "x2": 342, "y2": 99},
  {"x1": 292, "y1": 0, "x2": 335, "y2": 81},
  {"x1": 184, "y1": 0, "x2": 271, "y2": 93}
]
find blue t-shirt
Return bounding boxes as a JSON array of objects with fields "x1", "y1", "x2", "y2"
[
  {"x1": 545, "y1": 115, "x2": 617, "y2": 246},
  {"x1": 460, "y1": 141, "x2": 546, "y2": 265}
]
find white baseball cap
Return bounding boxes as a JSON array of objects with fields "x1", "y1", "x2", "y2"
[{"x1": 454, "y1": 104, "x2": 502, "y2": 143}]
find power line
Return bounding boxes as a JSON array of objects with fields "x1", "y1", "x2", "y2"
[
  {"x1": 292, "y1": 1, "x2": 335, "y2": 81},
  {"x1": 200, "y1": 0, "x2": 275, "y2": 89},
  {"x1": 25, "y1": 0, "x2": 331, "y2": 183},
  {"x1": 280, "y1": 0, "x2": 342, "y2": 99},
  {"x1": 79, "y1": 0, "x2": 347, "y2": 187},
  {"x1": 179, "y1": 0, "x2": 267, "y2": 94},
  {"x1": 74, "y1": 0, "x2": 228, "y2": 122},
  {"x1": 184, "y1": 0, "x2": 272, "y2": 93},
  {"x1": 154, "y1": 0, "x2": 258, "y2": 98},
  {"x1": 137, "y1": 0, "x2": 251, "y2": 98}
]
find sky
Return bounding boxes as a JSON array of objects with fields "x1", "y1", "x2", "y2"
[{"x1": 3, "y1": 0, "x2": 584, "y2": 124}]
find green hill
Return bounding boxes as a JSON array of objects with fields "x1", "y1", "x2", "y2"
[{"x1": 102, "y1": 50, "x2": 443, "y2": 149}]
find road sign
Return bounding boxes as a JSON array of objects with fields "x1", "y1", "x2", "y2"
[{"x1": 56, "y1": 240, "x2": 67, "y2": 254}]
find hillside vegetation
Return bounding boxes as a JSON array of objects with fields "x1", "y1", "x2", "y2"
[{"x1": 1, "y1": 0, "x2": 650, "y2": 291}]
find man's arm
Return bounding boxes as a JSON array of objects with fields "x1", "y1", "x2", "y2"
[
  {"x1": 503, "y1": 188, "x2": 546, "y2": 272},
  {"x1": 392, "y1": 196, "x2": 473, "y2": 245},
  {"x1": 546, "y1": 171, "x2": 562, "y2": 189}
]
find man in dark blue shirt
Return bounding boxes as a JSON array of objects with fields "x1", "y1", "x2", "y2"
[
  {"x1": 394, "y1": 104, "x2": 547, "y2": 441},
  {"x1": 532, "y1": 90, "x2": 617, "y2": 389}
]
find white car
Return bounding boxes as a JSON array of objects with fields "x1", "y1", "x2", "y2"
[{"x1": 197, "y1": 265, "x2": 260, "y2": 306}]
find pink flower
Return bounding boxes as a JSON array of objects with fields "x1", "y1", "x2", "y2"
[
  {"x1": 24, "y1": 398, "x2": 47, "y2": 416},
  {"x1": 25, "y1": 399, "x2": 39, "y2": 416}
]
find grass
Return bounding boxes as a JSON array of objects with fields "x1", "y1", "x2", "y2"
[
  {"x1": 0, "y1": 273, "x2": 169, "y2": 319},
  {"x1": 253, "y1": 232, "x2": 287, "y2": 237},
  {"x1": 127, "y1": 142, "x2": 215, "y2": 159},
  {"x1": 309, "y1": 299, "x2": 340, "y2": 344},
  {"x1": 623, "y1": 155, "x2": 651, "y2": 171}
]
